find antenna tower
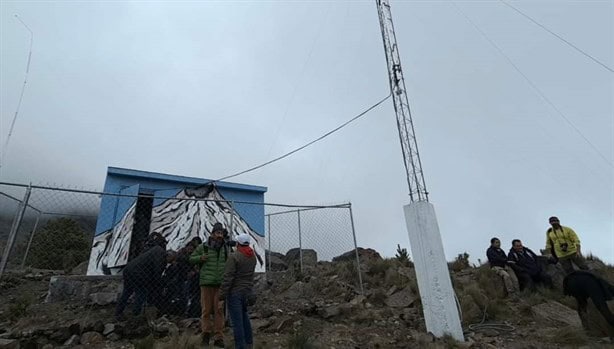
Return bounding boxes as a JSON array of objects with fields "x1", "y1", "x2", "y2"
[{"x1": 376, "y1": 0, "x2": 428, "y2": 202}]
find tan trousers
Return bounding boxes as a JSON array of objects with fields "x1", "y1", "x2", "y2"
[
  {"x1": 200, "y1": 286, "x2": 225, "y2": 340},
  {"x1": 492, "y1": 266, "x2": 520, "y2": 295}
]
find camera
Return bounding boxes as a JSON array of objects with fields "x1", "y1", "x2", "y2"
[{"x1": 560, "y1": 243, "x2": 569, "y2": 252}]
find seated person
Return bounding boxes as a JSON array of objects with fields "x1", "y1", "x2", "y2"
[
  {"x1": 486, "y1": 237, "x2": 519, "y2": 296},
  {"x1": 507, "y1": 239, "x2": 553, "y2": 291}
]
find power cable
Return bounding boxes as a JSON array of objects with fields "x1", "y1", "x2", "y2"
[
  {"x1": 265, "y1": 3, "x2": 332, "y2": 161},
  {"x1": 1, "y1": 15, "x2": 33, "y2": 171},
  {"x1": 451, "y1": 2, "x2": 613, "y2": 168},
  {"x1": 215, "y1": 93, "x2": 392, "y2": 183},
  {"x1": 156, "y1": 93, "x2": 391, "y2": 191},
  {"x1": 499, "y1": 0, "x2": 614, "y2": 74}
]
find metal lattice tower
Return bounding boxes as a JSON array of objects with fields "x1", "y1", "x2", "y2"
[{"x1": 376, "y1": 0, "x2": 429, "y2": 202}]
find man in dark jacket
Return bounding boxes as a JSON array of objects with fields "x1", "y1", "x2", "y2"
[
  {"x1": 220, "y1": 233, "x2": 257, "y2": 349},
  {"x1": 186, "y1": 237, "x2": 204, "y2": 318},
  {"x1": 507, "y1": 239, "x2": 553, "y2": 291},
  {"x1": 486, "y1": 237, "x2": 519, "y2": 296},
  {"x1": 161, "y1": 247, "x2": 191, "y2": 315},
  {"x1": 190, "y1": 223, "x2": 229, "y2": 348},
  {"x1": 115, "y1": 244, "x2": 172, "y2": 320}
]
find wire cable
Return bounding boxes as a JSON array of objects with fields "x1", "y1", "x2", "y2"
[
  {"x1": 451, "y1": 2, "x2": 613, "y2": 168},
  {"x1": 265, "y1": 3, "x2": 333, "y2": 161},
  {"x1": 499, "y1": 0, "x2": 614, "y2": 74},
  {"x1": 216, "y1": 93, "x2": 392, "y2": 182},
  {"x1": 465, "y1": 304, "x2": 516, "y2": 335},
  {"x1": 1, "y1": 15, "x2": 33, "y2": 171}
]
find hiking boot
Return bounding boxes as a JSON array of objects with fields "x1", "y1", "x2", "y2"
[
  {"x1": 213, "y1": 339, "x2": 225, "y2": 348},
  {"x1": 201, "y1": 332, "x2": 211, "y2": 344}
]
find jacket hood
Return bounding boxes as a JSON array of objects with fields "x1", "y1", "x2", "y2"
[{"x1": 237, "y1": 245, "x2": 255, "y2": 258}]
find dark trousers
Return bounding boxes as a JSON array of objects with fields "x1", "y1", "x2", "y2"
[
  {"x1": 187, "y1": 278, "x2": 201, "y2": 318},
  {"x1": 516, "y1": 270, "x2": 553, "y2": 291},
  {"x1": 228, "y1": 293, "x2": 253, "y2": 349},
  {"x1": 115, "y1": 277, "x2": 148, "y2": 317}
]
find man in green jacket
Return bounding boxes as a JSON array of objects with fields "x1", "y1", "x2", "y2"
[
  {"x1": 190, "y1": 223, "x2": 229, "y2": 348},
  {"x1": 546, "y1": 216, "x2": 589, "y2": 274}
]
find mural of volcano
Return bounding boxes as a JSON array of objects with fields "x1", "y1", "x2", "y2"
[{"x1": 87, "y1": 184, "x2": 266, "y2": 275}]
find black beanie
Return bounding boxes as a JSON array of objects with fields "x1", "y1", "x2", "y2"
[{"x1": 212, "y1": 222, "x2": 224, "y2": 233}]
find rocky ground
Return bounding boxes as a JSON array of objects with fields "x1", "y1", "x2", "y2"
[{"x1": 0, "y1": 248, "x2": 613, "y2": 349}]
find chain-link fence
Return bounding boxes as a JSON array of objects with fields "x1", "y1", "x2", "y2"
[{"x1": 0, "y1": 182, "x2": 363, "y2": 318}]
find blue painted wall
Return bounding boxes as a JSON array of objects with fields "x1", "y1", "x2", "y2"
[{"x1": 95, "y1": 167, "x2": 267, "y2": 236}]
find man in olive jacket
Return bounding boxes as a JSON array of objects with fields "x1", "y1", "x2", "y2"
[
  {"x1": 546, "y1": 216, "x2": 588, "y2": 274},
  {"x1": 220, "y1": 233, "x2": 257, "y2": 349},
  {"x1": 190, "y1": 223, "x2": 229, "y2": 348}
]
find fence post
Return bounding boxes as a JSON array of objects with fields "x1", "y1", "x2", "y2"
[
  {"x1": 267, "y1": 214, "x2": 271, "y2": 273},
  {"x1": 228, "y1": 201, "x2": 235, "y2": 237},
  {"x1": 297, "y1": 209, "x2": 303, "y2": 272},
  {"x1": 348, "y1": 203, "x2": 364, "y2": 295},
  {"x1": 0, "y1": 184, "x2": 32, "y2": 279},
  {"x1": 21, "y1": 211, "x2": 41, "y2": 269}
]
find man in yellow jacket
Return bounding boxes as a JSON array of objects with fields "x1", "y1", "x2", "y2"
[{"x1": 546, "y1": 216, "x2": 589, "y2": 274}]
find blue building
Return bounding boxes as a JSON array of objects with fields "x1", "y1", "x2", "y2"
[{"x1": 87, "y1": 167, "x2": 267, "y2": 275}]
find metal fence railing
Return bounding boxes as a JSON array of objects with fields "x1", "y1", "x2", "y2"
[{"x1": 0, "y1": 181, "x2": 363, "y2": 316}]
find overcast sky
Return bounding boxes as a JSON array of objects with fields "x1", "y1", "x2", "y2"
[{"x1": 1, "y1": 0, "x2": 612, "y2": 264}]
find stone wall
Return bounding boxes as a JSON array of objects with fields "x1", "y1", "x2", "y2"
[{"x1": 46, "y1": 275, "x2": 123, "y2": 305}]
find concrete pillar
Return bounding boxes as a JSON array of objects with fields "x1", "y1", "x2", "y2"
[{"x1": 404, "y1": 201, "x2": 464, "y2": 341}]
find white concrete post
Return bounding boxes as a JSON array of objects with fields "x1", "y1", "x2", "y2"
[{"x1": 404, "y1": 201, "x2": 464, "y2": 341}]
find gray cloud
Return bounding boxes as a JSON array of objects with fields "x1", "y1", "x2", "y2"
[{"x1": 1, "y1": 1, "x2": 612, "y2": 263}]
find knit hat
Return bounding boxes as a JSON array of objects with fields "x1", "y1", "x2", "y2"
[
  {"x1": 211, "y1": 223, "x2": 225, "y2": 233},
  {"x1": 236, "y1": 234, "x2": 250, "y2": 246}
]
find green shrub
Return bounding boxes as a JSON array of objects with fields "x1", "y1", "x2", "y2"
[
  {"x1": 27, "y1": 218, "x2": 90, "y2": 271},
  {"x1": 134, "y1": 335, "x2": 155, "y2": 349},
  {"x1": 451, "y1": 252, "x2": 470, "y2": 272},
  {"x1": 287, "y1": 327, "x2": 316, "y2": 349},
  {"x1": 8, "y1": 295, "x2": 33, "y2": 322},
  {"x1": 395, "y1": 244, "x2": 411, "y2": 267}
]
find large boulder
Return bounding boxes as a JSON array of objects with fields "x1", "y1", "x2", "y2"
[
  {"x1": 267, "y1": 254, "x2": 288, "y2": 272},
  {"x1": 69, "y1": 262, "x2": 89, "y2": 275},
  {"x1": 333, "y1": 248, "x2": 382, "y2": 264},
  {"x1": 385, "y1": 287, "x2": 416, "y2": 308},
  {"x1": 531, "y1": 301, "x2": 582, "y2": 328},
  {"x1": 285, "y1": 249, "x2": 317, "y2": 267},
  {"x1": 0, "y1": 339, "x2": 19, "y2": 349},
  {"x1": 266, "y1": 250, "x2": 286, "y2": 260},
  {"x1": 80, "y1": 332, "x2": 104, "y2": 345},
  {"x1": 282, "y1": 281, "x2": 305, "y2": 300}
]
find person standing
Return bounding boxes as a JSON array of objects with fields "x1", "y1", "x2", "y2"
[
  {"x1": 486, "y1": 237, "x2": 520, "y2": 297},
  {"x1": 220, "y1": 234, "x2": 257, "y2": 349},
  {"x1": 190, "y1": 223, "x2": 229, "y2": 348},
  {"x1": 546, "y1": 216, "x2": 588, "y2": 274}
]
